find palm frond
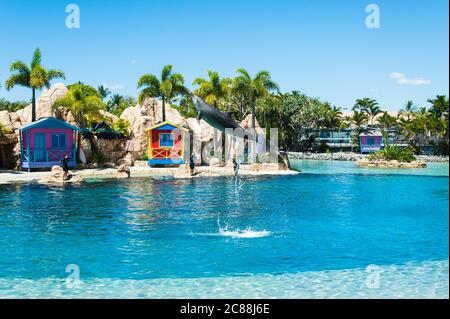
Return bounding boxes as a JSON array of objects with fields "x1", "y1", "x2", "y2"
[{"x1": 31, "y1": 48, "x2": 42, "y2": 69}]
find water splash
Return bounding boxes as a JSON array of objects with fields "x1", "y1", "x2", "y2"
[
  {"x1": 215, "y1": 218, "x2": 271, "y2": 238},
  {"x1": 218, "y1": 226, "x2": 271, "y2": 238}
]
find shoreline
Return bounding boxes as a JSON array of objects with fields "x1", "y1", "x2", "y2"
[
  {"x1": 0, "y1": 165, "x2": 300, "y2": 185},
  {"x1": 286, "y1": 152, "x2": 449, "y2": 163}
]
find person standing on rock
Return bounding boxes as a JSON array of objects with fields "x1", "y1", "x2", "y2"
[
  {"x1": 60, "y1": 155, "x2": 70, "y2": 181},
  {"x1": 189, "y1": 154, "x2": 195, "y2": 176}
]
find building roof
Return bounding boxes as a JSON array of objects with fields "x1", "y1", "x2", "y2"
[
  {"x1": 20, "y1": 117, "x2": 80, "y2": 131},
  {"x1": 359, "y1": 130, "x2": 383, "y2": 137},
  {"x1": 146, "y1": 121, "x2": 189, "y2": 132}
]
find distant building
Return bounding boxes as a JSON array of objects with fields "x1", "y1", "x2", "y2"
[
  {"x1": 19, "y1": 117, "x2": 79, "y2": 171},
  {"x1": 359, "y1": 130, "x2": 383, "y2": 153}
]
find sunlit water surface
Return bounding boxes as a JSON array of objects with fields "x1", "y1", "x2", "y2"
[{"x1": 0, "y1": 161, "x2": 448, "y2": 298}]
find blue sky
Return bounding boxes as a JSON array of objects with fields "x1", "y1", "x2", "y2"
[{"x1": 0, "y1": 0, "x2": 448, "y2": 111}]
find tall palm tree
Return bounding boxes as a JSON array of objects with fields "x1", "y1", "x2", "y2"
[
  {"x1": 399, "y1": 100, "x2": 416, "y2": 120},
  {"x1": 321, "y1": 103, "x2": 342, "y2": 129},
  {"x1": 108, "y1": 94, "x2": 124, "y2": 112},
  {"x1": 97, "y1": 85, "x2": 111, "y2": 101},
  {"x1": 192, "y1": 70, "x2": 231, "y2": 110},
  {"x1": 378, "y1": 112, "x2": 397, "y2": 146},
  {"x1": 427, "y1": 95, "x2": 449, "y2": 119},
  {"x1": 233, "y1": 69, "x2": 279, "y2": 129},
  {"x1": 52, "y1": 87, "x2": 105, "y2": 160},
  {"x1": 5, "y1": 48, "x2": 65, "y2": 122},
  {"x1": 351, "y1": 111, "x2": 368, "y2": 150},
  {"x1": 353, "y1": 98, "x2": 381, "y2": 126},
  {"x1": 137, "y1": 65, "x2": 187, "y2": 122}
]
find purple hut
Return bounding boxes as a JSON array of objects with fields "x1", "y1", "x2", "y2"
[
  {"x1": 359, "y1": 131, "x2": 383, "y2": 154},
  {"x1": 19, "y1": 117, "x2": 80, "y2": 171}
]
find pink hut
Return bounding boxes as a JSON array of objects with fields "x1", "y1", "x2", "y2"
[
  {"x1": 19, "y1": 117, "x2": 80, "y2": 171},
  {"x1": 359, "y1": 131, "x2": 383, "y2": 153}
]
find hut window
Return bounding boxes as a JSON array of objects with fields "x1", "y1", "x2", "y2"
[
  {"x1": 51, "y1": 134, "x2": 66, "y2": 148},
  {"x1": 160, "y1": 133, "x2": 174, "y2": 147},
  {"x1": 366, "y1": 137, "x2": 376, "y2": 145}
]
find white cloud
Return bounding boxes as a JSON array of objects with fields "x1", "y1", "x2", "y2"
[
  {"x1": 389, "y1": 72, "x2": 431, "y2": 86},
  {"x1": 130, "y1": 59, "x2": 137, "y2": 65}
]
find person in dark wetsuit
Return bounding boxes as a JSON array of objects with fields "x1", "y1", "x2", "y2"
[
  {"x1": 189, "y1": 154, "x2": 195, "y2": 176},
  {"x1": 60, "y1": 155, "x2": 70, "y2": 181},
  {"x1": 60, "y1": 155, "x2": 70, "y2": 172}
]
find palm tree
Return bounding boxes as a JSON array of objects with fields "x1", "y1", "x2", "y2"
[
  {"x1": 351, "y1": 111, "x2": 368, "y2": 150},
  {"x1": 5, "y1": 48, "x2": 65, "y2": 122},
  {"x1": 321, "y1": 103, "x2": 342, "y2": 129},
  {"x1": 427, "y1": 95, "x2": 449, "y2": 120},
  {"x1": 353, "y1": 98, "x2": 381, "y2": 126},
  {"x1": 233, "y1": 69, "x2": 279, "y2": 129},
  {"x1": 137, "y1": 65, "x2": 187, "y2": 122},
  {"x1": 192, "y1": 70, "x2": 231, "y2": 110},
  {"x1": 52, "y1": 87, "x2": 105, "y2": 160},
  {"x1": 97, "y1": 85, "x2": 111, "y2": 101},
  {"x1": 399, "y1": 100, "x2": 416, "y2": 120},
  {"x1": 378, "y1": 112, "x2": 397, "y2": 146},
  {"x1": 108, "y1": 94, "x2": 124, "y2": 112}
]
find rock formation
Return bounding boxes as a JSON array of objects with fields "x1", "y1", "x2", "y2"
[
  {"x1": 40, "y1": 165, "x2": 84, "y2": 184},
  {"x1": 357, "y1": 159, "x2": 427, "y2": 168},
  {"x1": 116, "y1": 164, "x2": 131, "y2": 178}
]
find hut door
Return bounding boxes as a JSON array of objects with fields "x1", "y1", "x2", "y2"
[{"x1": 34, "y1": 134, "x2": 46, "y2": 162}]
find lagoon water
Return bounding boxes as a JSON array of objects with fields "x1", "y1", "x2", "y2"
[{"x1": 0, "y1": 161, "x2": 448, "y2": 298}]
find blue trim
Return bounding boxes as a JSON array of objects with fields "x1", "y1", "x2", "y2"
[
  {"x1": 148, "y1": 158, "x2": 184, "y2": 166},
  {"x1": 21, "y1": 117, "x2": 80, "y2": 131},
  {"x1": 22, "y1": 161, "x2": 76, "y2": 169}
]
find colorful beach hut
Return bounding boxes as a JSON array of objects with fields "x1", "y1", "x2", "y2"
[
  {"x1": 359, "y1": 131, "x2": 383, "y2": 153},
  {"x1": 19, "y1": 117, "x2": 80, "y2": 171},
  {"x1": 146, "y1": 121, "x2": 188, "y2": 166}
]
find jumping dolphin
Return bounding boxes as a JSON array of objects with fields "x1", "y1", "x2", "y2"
[
  {"x1": 190, "y1": 94, "x2": 261, "y2": 144},
  {"x1": 190, "y1": 95, "x2": 242, "y2": 132}
]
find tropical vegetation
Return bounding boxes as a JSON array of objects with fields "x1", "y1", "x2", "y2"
[
  {"x1": 369, "y1": 145, "x2": 416, "y2": 163},
  {"x1": 137, "y1": 65, "x2": 188, "y2": 121},
  {"x1": 4, "y1": 48, "x2": 65, "y2": 122},
  {"x1": 1, "y1": 56, "x2": 449, "y2": 156}
]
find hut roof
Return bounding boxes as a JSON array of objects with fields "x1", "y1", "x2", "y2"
[
  {"x1": 146, "y1": 121, "x2": 189, "y2": 132},
  {"x1": 359, "y1": 130, "x2": 383, "y2": 137},
  {"x1": 20, "y1": 117, "x2": 80, "y2": 132}
]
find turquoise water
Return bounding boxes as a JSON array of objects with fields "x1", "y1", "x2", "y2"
[
  {"x1": 0, "y1": 161, "x2": 448, "y2": 298},
  {"x1": 290, "y1": 159, "x2": 449, "y2": 176}
]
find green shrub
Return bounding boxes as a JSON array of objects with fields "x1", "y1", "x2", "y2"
[
  {"x1": 314, "y1": 140, "x2": 330, "y2": 153},
  {"x1": 0, "y1": 123, "x2": 12, "y2": 136},
  {"x1": 369, "y1": 145, "x2": 416, "y2": 163},
  {"x1": 141, "y1": 152, "x2": 149, "y2": 161},
  {"x1": 435, "y1": 141, "x2": 449, "y2": 156},
  {"x1": 112, "y1": 118, "x2": 131, "y2": 137}
]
